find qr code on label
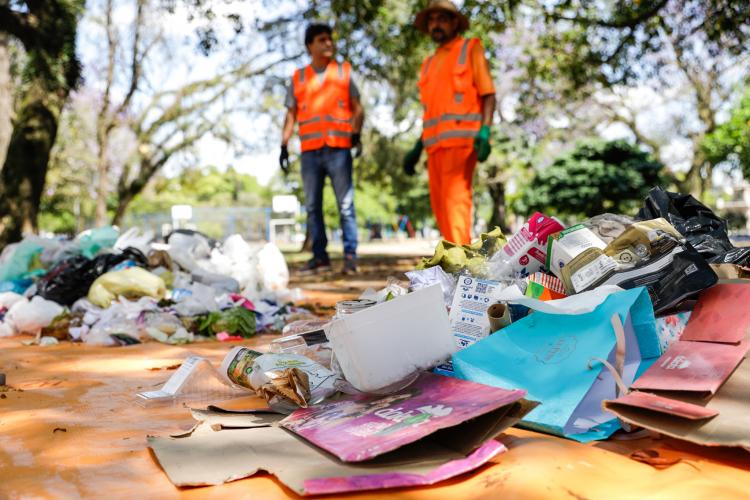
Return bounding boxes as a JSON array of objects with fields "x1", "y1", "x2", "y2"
[{"x1": 475, "y1": 282, "x2": 488, "y2": 294}]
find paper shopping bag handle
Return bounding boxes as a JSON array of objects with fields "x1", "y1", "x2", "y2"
[{"x1": 588, "y1": 314, "x2": 628, "y2": 397}]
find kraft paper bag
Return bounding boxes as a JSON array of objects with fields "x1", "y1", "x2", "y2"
[{"x1": 604, "y1": 348, "x2": 750, "y2": 450}]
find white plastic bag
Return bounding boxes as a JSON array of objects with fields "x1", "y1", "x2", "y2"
[
  {"x1": 167, "y1": 232, "x2": 212, "y2": 271},
  {"x1": 5, "y1": 296, "x2": 64, "y2": 335},
  {"x1": 0, "y1": 292, "x2": 25, "y2": 309},
  {"x1": 257, "y1": 242, "x2": 290, "y2": 293},
  {"x1": 83, "y1": 297, "x2": 159, "y2": 345},
  {"x1": 115, "y1": 227, "x2": 154, "y2": 254}
]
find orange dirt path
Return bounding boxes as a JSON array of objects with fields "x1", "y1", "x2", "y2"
[{"x1": 1, "y1": 262, "x2": 749, "y2": 498}]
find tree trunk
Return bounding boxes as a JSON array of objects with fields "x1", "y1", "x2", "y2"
[
  {"x1": 0, "y1": 31, "x2": 11, "y2": 168},
  {"x1": 486, "y1": 162, "x2": 510, "y2": 233},
  {"x1": 488, "y1": 180, "x2": 509, "y2": 233},
  {"x1": 682, "y1": 141, "x2": 710, "y2": 199},
  {"x1": 0, "y1": 87, "x2": 64, "y2": 244},
  {"x1": 111, "y1": 191, "x2": 133, "y2": 227},
  {"x1": 94, "y1": 130, "x2": 110, "y2": 226}
]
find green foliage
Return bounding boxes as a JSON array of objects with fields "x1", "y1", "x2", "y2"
[
  {"x1": 197, "y1": 306, "x2": 257, "y2": 338},
  {"x1": 702, "y1": 87, "x2": 750, "y2": 179},
  {"x1": 529, "y1": 1, "x2": 750, "y2": 101},
  {"x1": 516, "y1": 139, "x2": 665, "y2": 218},
  {"x1": 129, "y1": 166, "x2": 273, "y2": 215}
]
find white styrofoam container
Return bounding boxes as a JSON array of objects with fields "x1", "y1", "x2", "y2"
[{"x1": 324, "y1": 284, "x2": 455, "y2": 393}]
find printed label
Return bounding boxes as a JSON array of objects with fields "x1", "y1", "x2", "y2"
[
  {"x1": 225, "y1": 348, "x2": 264, "y2": 389},
  {"x1": 435, "y1": 277, "x2": 506, "y2": 374},
  {"x1": 571, "y1": 255, "x2": 617, "y2": 292}
]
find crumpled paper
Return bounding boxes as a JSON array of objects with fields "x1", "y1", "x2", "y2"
[
  {"x1": 221, "y1": 350, "x2": 339, "y2": 414},
  {"x1": 249, "y1": 354, "x2": 339, "y2": 413}
]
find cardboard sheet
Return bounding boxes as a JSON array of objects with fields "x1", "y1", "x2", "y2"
[
  {"x1": 605, "y1": 348, "x2": 750, "y2": 450},
  {"x1": 148, "y1": 399, "x2": 536, "y2": 495},
  {"x1": 631, "y1": 340, "x2": 748, "y2": 396},
  {"x1": 681, "y1": 284, "x2": 750, "y2": 344},
  {"x1": 280, "y1": 372, "x2": 528, "y2": 462},
  {"x1": 3, "y1": 337, "x2": 750, "y2": 498},
  {"x1": 604, "y1": 391, "x2": 718, "y2": 420}
]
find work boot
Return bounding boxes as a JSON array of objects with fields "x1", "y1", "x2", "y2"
[
  {"x1": 299, "y1": 257, "x2": 332, "y2": 275},
  {"x1": 342, "y1": 255, "x2": 358, "y2": 275}
]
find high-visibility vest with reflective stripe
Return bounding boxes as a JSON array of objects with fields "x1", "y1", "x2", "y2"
[
  {"x1": 293, "y1": 61, "x2": 353, "y2": 152},
  {"x1": 418, "y1": 37, "x2": 482, "y2": 153}
]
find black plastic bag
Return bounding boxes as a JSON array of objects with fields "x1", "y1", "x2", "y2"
[
  {"x1": 637, "y1": 187, "x2": 750, "y2": 266},
  {"x1": 37, "y1": 247, "x2": 148, "y2": 306}
]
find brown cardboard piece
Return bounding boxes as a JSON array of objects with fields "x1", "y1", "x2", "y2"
[
  {"x1": 604, "y1": 391, "x2": 718, "y2": 420},
  {"x1": 604, "y1": 343, "x2": 750, "y2": 450},
  {"x1": 148, "y1": 400, "x2": 537, "y2": 495},
  {"x1": 709, "y1": 264, "x2": 750, "y2": 280}
]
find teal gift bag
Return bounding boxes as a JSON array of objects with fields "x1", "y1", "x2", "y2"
[{"x1": 452, "y1": 287, "x2": 660, "y2": 442}]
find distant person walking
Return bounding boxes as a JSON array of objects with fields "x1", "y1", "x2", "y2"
[
  {"x1": 280, "y1": 23, "x2": 364, "y2": 274},
  {"x1": 403, "y1": 0, "x2": 496, "y2": 245}
]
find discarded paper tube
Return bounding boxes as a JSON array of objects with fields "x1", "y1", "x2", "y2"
[{"x1": 487, "y1": 302, "x2": 512, "y2": 333}]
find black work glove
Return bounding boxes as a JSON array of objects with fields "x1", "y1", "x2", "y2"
[
  {"x1": 351, "y1": 133, "x2": 362, "y2": 158},
  {"x1": 279, "y1": 145, "x2": 290, "y2": 175},
  {"x1": 403, "y1": 139, "x2": 423, "y2": 176}
]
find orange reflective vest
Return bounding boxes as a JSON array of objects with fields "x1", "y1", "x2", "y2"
[
  {"x1": 293, "y1": 61, "x2": 353, "y2": 152},
  {"x1": 418, "y1": 37, "x2": 482, "y2": 153}
]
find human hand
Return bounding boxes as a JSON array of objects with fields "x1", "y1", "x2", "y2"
[
  {"x1": 474, "y1": 125, "x2": 491, "y2": 162},
  {"x1": 403, "y1": 139, "x2": 423, "y2": 176},
  {"x1": 279, "y1": 145, "x2": 290, "y2": 175},
  {"x1": 351, "y1": 133, "x2": 362, "y2": 158}
]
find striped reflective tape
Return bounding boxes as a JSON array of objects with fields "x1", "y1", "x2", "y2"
[
  {"x1": 300, "y1": 132, "x2": 324, "y2": 141},
  {"x1": 324, "y1": 115, "x2": 351, "y2": 124},
  {"x1": 423, "y1": 129, "x2": 477, "y2": 146},
  {"x1": 299, "y1": 116, "x2": 322, "y2": 127},
  {"x1": 328, "y1": 130, "x2": 352, "y2": 138},
  {"x1": 458, "y1": 38, "x2": 471, "y2": 65},
  {"x1": 424, "y1": 113, "x2": 482, "y2": 128}
]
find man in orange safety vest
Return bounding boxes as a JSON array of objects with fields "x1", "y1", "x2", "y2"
[
  {"x1": 403, "y1": 0, "x2": 496, "y2": 245},
  {"x1": 280, "y1": 23, "x2": 365, "y2": 275}
]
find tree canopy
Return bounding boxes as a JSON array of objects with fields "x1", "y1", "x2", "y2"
[
  {"x1": 702, "y1": 87, "x2": 750, "y2": 180},
  {"x1": 1, "y1": 0, "x2": 749, "y2": 244},
  {"x1": 516, "y1": 139, "x2": 666, "y2": 218}
]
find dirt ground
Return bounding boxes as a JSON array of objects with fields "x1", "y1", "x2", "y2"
[
  {"x1": 287, "y1": 253, "x2": 423, "y2": 307},
  {"x1": 2, "y1": 252, "x2": 750, "y2": 498}
]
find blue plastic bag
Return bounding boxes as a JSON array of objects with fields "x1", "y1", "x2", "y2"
[
  {"x1": 0, "y1": 279, "x2": 34, "y2": 294},
  {"x1": 452, "y1": 287, "x2": 660, "y2": 442},
  {"x1": 0, "y1": 241, "x2": 44, "y2": 281},
  {"x1": 76, "y1": 226, "x2": 119, "y2": 258}
]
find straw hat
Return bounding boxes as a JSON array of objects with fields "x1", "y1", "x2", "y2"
[{"x1": 414, "y1": 0, "x2": 470, "y2": 34}]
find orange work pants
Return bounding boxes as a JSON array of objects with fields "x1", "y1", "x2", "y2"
[{"x1": 426, "y1": 145, "x2": 476, "y2": 245}]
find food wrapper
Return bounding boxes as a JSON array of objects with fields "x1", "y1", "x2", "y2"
[
  {"x1": 561, "y1": 218, "x2": 717, "y2": 314},
  {"x1": 488, "y1": 213, "x2": 564, "y2": 279},
  {"x1": 248, "y1": 353, "x2": 339, "y2": 414},
  {"x1": 546, "y1": 224, "x2": 607, "y2": 281},
  {"x1": 417, "y1": 227, "x2": 505, "y2": 277},
  {"x1": 256, "y1": 368, "x2": 311, "y2": 408},
  {"x1": 525, "y1": 272, "x2": 566, "y2": 301}
]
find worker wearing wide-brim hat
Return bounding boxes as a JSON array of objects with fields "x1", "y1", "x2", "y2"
[{"x1": 403, "y1": 0, "x2": 496, "y2": 246}]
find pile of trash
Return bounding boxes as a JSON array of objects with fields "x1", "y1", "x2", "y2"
[
  {"x1": 145, "y1": 187, "x2": 750, "y2": 495},
  {"x1": 0, "y1": 227, "x2": 307, "y2": 346}
]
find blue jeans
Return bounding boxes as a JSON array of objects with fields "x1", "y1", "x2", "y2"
[{"x1": 301, "y1": 147, "x2": 358, "y2": 261}]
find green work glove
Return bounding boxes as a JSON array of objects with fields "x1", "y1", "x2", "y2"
[
  {"x1": 474, "y1": 125, "x2": 491, "y2": 162},
  {"x1": 403, "y1": 139, "x2": 423, "y2": 176}
]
